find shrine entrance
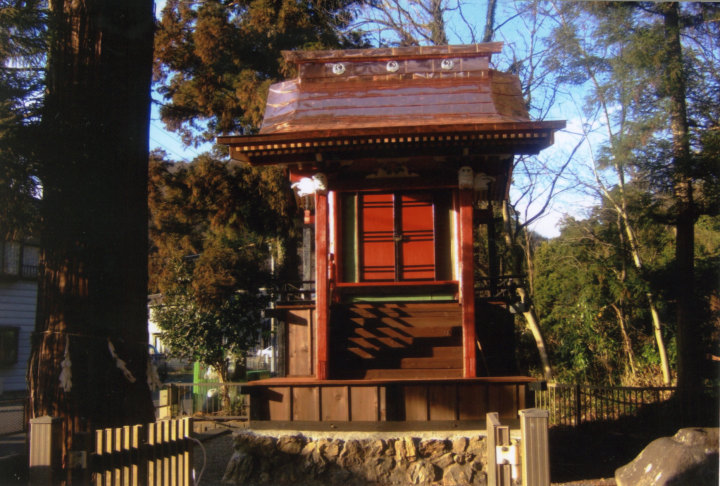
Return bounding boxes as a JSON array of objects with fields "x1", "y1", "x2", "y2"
[
  {"x1": 360, "y1": 191, "x2": 434, "y2": 281},
  {"x1": 341, "y1": 191, "x2": 454, "y2": 284}
]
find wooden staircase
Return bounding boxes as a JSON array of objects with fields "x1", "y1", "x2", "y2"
[{"x1": 330, "y1": 302, "x2": 463, "y2": 379}]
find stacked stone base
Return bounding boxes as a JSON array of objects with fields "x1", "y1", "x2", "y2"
[{"x1": 222, "y1": 431, "x2": 499, "y2": 485}]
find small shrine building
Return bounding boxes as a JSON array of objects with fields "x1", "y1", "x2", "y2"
[{"x1": 219, "y1": 43, "x2": 564, "y2": 428}]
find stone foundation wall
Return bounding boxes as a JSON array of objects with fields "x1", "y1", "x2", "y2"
[{"x1": 222, "y1": 431, "x2": 506, "y2": 485}]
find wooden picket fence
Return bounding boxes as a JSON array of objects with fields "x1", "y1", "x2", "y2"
[{"x1": 92, "y1": 417, "x2": 194, "y2": 486}]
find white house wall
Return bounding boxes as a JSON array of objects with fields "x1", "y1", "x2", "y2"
[{"x1": 0, "y1": 280, "x2": 36, "y2": 393}]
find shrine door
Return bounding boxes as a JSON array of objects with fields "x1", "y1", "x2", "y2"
[{"x1": 359, "y1": 192, "x2": 435, "y2": 281}]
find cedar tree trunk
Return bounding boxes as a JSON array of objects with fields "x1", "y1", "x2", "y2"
[
  {"x1": 662, "y1": 3, "x2": 703, "y2": 417},
  {"x1": 27, "y1": 0, "x2": 156, "y2": 471}
]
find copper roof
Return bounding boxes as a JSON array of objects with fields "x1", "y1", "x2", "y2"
[
  {"x1": 262, "y1": 43, "x2": 529, "y2": 134},
  {"x1": 219, "y1": 43, "x2": 565, "y2": 164}
]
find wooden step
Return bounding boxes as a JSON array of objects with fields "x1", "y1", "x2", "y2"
[
  {"x1": 429, "y1": 345, "x2": 463, "y2": 358},
  {"x1": 350, "y1": 316, "x2": 460, "y2": 328},
  {"x1": 347, "y1": 339, "x2": 462, "y2": 358},
  {"x1": 377, "y1": 326, "x2": 457, "y2": 339},
  {"x1": 355, "y1": 327, "x2": 413, "y2": 345},
  {"x1": 399, "y1": 356, "x2": 463, "y2": 369},
  {"x1": 350, "y1": 333, "x2": 408, "y2": 349},
  {"x1": 361, "y1": 368, "x2": 463, "y2": 379},
  {"x1": 347, "y1": 347, "x2": 374, "y2": 359},
  {"x1": 347, "y1": 337, "x2": 381, "y2": 352},
  {"x1": 348, "y1": 354, "x2": 462, "y2": 369},
  {"x1": 349, "y1": 304, "x2": 461, "y2": 319}
]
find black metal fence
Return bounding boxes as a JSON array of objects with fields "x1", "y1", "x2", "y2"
[{"x1": 534, "y1": 383, "x2": 717, "y2": 427}]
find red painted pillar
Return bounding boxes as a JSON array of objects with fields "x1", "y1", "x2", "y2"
[
  {"x1": 315, "y1": 191, "x2": 329, "y2": 380},
  {"x1": 459, "y1": 189, "x2": 477, "y2": 378}
]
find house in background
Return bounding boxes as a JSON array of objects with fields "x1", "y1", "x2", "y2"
[
  {"x1": 220, "y1": 43, "x2": 564, "y2": 426},
  {"x1": 0, "y1": 240, "x2": 40, "y2": 395}
]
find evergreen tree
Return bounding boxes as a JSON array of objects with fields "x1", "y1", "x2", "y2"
[
  {"x1": 545, "y1": 2, "x2": 719, "y2": 402},
  {"x1": 148, "y1": 151, "x2": 294, "y2": 384},
  {"x1": 534, "y1": 190, "x2": 677, "y2": 385},
  {"x1": 0, "y1": 0, "x2": 46, "y2": 239},
  {"x1": 150, "y1": 0, "x2": 365, "y2": 372},
  {"x1": 154, "y1": 0, "x2": 366, "y2": 144}
]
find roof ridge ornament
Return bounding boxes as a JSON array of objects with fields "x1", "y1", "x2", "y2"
[{"x1": 332, "y1": 63, "x2": 346, "y2": 75}]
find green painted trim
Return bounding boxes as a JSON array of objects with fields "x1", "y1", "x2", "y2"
[{"x1": 341, "y1": 194, "x2": 358, "y2": 283}]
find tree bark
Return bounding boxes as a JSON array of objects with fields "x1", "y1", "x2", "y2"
[
  {"x1": 482, "y1": 0, "x2": 497, "y2": 43},
  {"x1": 516, "y1": 287, "x2": 553, "y2": 381},
  {"x1": 611, "y1": 303, "x2": 637, "y2": 381},
  {"x1": 27, "y1": 0, "x2": 155, "y2": 471},
  {"x1": 661, "y1": 2, "x2": 702, "y2": 413},
  {"x1": 613, "y1": 174, "x2": 672, "y2": 385}
]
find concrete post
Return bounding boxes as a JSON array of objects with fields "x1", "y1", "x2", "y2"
[
  {"x1": 29, "y1": 416, "x2": 61, "y2": 484},
  {"x1": 519, "y1": 408, "x2": 550, "y2": 486}
]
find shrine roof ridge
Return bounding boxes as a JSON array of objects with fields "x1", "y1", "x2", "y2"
[{"x1": 282, "y1": 43, "x2": 504, "y2": 64}]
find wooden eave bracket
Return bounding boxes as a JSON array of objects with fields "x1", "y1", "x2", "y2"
[{"x1": 218, "y1": 121, "x2": 566, "y2": 165}]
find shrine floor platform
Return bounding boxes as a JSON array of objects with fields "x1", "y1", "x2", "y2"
[{"x1": 240, "y1": 376, "x2": 535, "y2": 430}]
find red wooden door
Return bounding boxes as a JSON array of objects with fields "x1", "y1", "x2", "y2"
[
  {"x1": 399, "y1": 193, "x2": 435, "y2": 280},
  {"x1": 359, "y1": 192, "x2": 435, "y2": 281}
]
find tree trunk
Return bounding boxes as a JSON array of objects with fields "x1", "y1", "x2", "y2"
[
  {"x1": 27, "y1": 0, "x2": 155, "y2": 472},
  {"x1": 501, "y1": 202, "x2": 553, "y2": 381},
  {"x1": 616, "y1": 191, "x2": 671, "y2": 385},
  {"x1": 517, "y1": 288, "x2": 553, "y2": 381},
  {"x1": 661, "y1": 2, "x2": 702, "y2": 414},
  {"x1": 482, "y1": 0, "x2": 497, "y2": 43},
  {"x1": 611, "y1": 303, "x2": 637, "y2": 381},
  {"x1": 429, "y1": 0, "x2": 448, "y2": 45}
]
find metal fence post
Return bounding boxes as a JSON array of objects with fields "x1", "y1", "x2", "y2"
[
  {"x1": 519, "y1": 408, "x2": 550, "y2": 486},
  {"x1": 29, "y1": 415, "x2": 61, "y2": 485},
  {"x1": 574, "y1": 383, "x2": 582, "y2": 425}
]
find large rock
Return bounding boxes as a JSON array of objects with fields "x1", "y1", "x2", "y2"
[
  {"x1": 467, "y1": 436, "x2": 485, "y2": 459},
  {"x1": 419, "y1": 438, "x2": 449, "y2": 458},
  {"x1": 222, "y1": 450, "x2": 253, "y2": 484},
  {"x1": 277, "y1": 434, "x2": 307, "y2": 455},
  {"x1": 338, "y1": 439, "x2": 365, "y2": 469},
  {"x1": 407, "y1": 459, "x2": 440, "y2": 485},
  {"x1": 443, "y1": 461, "x2": 472, "y2": 486},
  {"x1": 452, "y1": 437, "x2": 468, "y2": 455},
  {"x1": 615, "y1": 428, "x2": 719, "y2": 486}
]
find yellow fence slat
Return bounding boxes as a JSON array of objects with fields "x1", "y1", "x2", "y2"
[{"x1": 92, "y1": 418, "x2": 193, "y2": 486}]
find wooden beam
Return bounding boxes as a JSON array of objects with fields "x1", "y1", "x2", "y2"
[
  {"x1": 315, "y1": 192, "x2": 330, "y2": 380},
  {"x1": 459, "y1": 189, "x2": 477, "y2": 378}
]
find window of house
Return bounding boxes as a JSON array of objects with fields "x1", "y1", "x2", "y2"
[
  {"x1": 1, "y1": 242, "x2": 39, "y2": 279},
  {"x1": 0, "y1": 327, "x2": 20, "y2": 366}
]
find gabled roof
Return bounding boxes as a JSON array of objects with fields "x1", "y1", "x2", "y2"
[{"x1": 219, "y1": 43, "x2": 564, "y2": 165}]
